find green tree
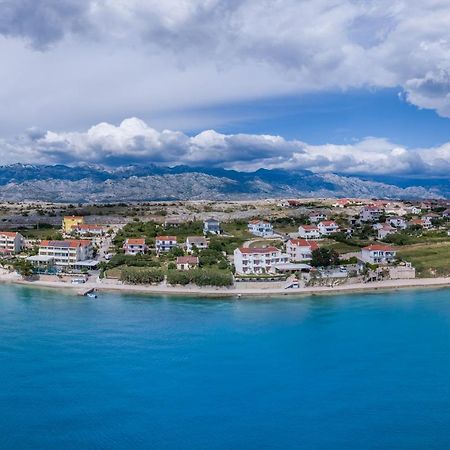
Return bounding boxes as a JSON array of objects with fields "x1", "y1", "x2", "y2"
[{"x1": 311, "y1": 248, "x2": 340, "y2": 267}]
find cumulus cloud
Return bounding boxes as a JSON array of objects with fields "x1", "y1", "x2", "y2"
[
  {"x1": 1, "y1": 117, "x2": 449, "y2": 176},
  {"x1": 1, "y1": 0, "x2": 450, "y2": 127}
]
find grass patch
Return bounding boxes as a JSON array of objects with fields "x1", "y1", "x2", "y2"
[{"x1": 398, "y1": 243, "x2": 450, "y2": 277}]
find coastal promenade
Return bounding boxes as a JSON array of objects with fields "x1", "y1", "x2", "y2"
[{"x1": 2, "y1": 272, "x2": 450, "y2": 298}]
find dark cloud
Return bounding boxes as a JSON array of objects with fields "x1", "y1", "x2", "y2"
[{"x1": 0, "y1": 0, "x2": 90, "y2": 49}]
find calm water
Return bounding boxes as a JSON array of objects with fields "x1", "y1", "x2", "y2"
[{"x1": 0, "y1": 286, "x2": 450, "y2": 449}]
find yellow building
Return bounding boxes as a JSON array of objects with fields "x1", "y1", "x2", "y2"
[{"x1": 62, "y1": 216, "x2": 84, "y2": 233}]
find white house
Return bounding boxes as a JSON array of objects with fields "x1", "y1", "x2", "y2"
[
  {"x1": 298, "y1": 225, "x2": 321, "y2": 239},
  {"x1": 0, "y1": 231, "x2": 25, "y2": 254},
  {"x1": 360, "y1": 206, "x2": 382, "y2": 222},
  {"x1": 318, "y1": 220, "x2": 340, "y2": 235},
  {"x1": 308, "y1": 211, "x2": 327, "y2": 223},
  {"x1": 387, "y1": 216, "x2": 407, "y2": 229},
  {"x1": 247, "y1": 220, "x2": 274, "y2": 237},
  {"x1": 186, "y1": 236, "x2": 208, "y2": 253},
  {"x1": 203, "y1": 218, "x2": 221, "y2": 235},
  {"x1": 155, "y1": 236, "x2": 178, "y2": 253},
  {"x1": 286, "y1": 239, "x2": 319, "y2": 262},
  {"x1": 360, "y1": 244, "x2": 396, "y2": 264},
  {"x1": 405, "y1": 206, "x2": 421, "y2": 215},
  {"x1": 377, "y1": 224, "x2": 397, "y2": 240},
  {"x1": 124, "y1": 238, "x2": 147, "y2": 255},
  {"x1": 233, "y1": 246, "x2": 289, "y2": 275}
]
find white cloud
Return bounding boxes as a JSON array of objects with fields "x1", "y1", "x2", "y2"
[
  {"x1": 1, "y1": 118, "x2": 449, "y2": 176},
  {"x1": 1, "y1": 0, "x2": 450, "y2": 136}
]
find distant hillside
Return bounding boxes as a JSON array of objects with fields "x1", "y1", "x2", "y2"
[{"x1": 0, "y1": 163, "x2": 444, "y2": 202}]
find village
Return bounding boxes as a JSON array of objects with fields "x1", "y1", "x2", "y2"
[{"x1": 0, "y1": 196, "x2": 448, "y2": 293}]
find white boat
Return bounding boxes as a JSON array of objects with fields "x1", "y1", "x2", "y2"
[{"x1": 86, "y1": 292, "x2": 97, "y2": 299}]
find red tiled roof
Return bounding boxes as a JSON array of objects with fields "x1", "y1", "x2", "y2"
[
  {"x1": 362, "y1": 244, "x2": 395, "y2": 251},
  {"x1": 289, "y1": 239, "x2": 319, "y2": 250},
  {"x1": 299, "y1": 225, "x2": 318, "y2": 231},
  {"x1": 126, "y1": 238, "x2": 146, "y2": 245},
  {"x1": 239, "y1": 246, "x2": 279, "y2": 254},
  {"x1": 0, "y1": 231, "x2": 18, "y2": 237},
  {"x1": 156, "y1": 236, "x2": 177, "y2": 241},
  {"x1": 40, "y1": 239, "x2": 90, "y2": 248},
  {"x1": 176, "y1": 256, "x2": 199, "y2": 264},
  {"x1": 72, "y1": 224, "x2": 103, "y2": 230}
]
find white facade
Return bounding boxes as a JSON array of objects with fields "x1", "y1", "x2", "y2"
[
  {"x1": 360, "y1": 245, "x2": 396, "y2": 264},
  {"x1": 377, "y1": 224, "x2": 396, "y2": 240},
  {"x1": 234, "y1": 247, "x2": 288, "y2": 275},
  {"x1": 388, "y1": 216, "x2": 407, "y2": 229},
  {"x1": 298, "y1": 225, "x2": 321, "y2": 239},
  {"x1": 0, "y1": 232, "x2": 24, "y2": 254},
  {"x1": 308, "y1": 211, "x2": 327, "y2": 223},
  {"x1": 360, "y1": 207, "x2": 382, "y2": 222},
  {"x1": 186, "y1": 236, "x2": 208, "y2": 253},
  {"x1": 155, "y1": 236, "x2": 177, "y2": 253},
  {"x1": 317, "y1": 221, "x2": 339, "y2": 235},
  {"x1": 124, "y1": 239, "x2": 147, "y2": 255},
  {"x1": 286, "y1": 239, "x2": 318, "y2": 262},
  {"x1": 247, "y1": 220, "x2": 274, "y2": 237},
  {"x1": 39, "y1": 240, "x2": 93, "y2": 267}
]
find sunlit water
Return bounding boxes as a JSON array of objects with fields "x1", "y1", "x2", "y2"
[{"x1": 0, "y1": 285, "x2": 450, "y2": 449}]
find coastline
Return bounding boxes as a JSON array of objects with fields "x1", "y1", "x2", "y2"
[{"x1": 2, "y1": 274, "x2": 450, "y2": 299}]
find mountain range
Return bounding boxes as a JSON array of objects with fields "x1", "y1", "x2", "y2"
[{"x1": 0, "y1": 163, "x2": 446, "y2": 202}]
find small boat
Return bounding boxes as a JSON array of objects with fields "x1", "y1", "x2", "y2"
[{"x1": 87, "y1": 292, "x2": 97, "y2": 299}]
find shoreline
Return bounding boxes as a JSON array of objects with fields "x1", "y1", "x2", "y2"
[{"x1": 2, "y1": 275, "x2": 450, "y2": 299}]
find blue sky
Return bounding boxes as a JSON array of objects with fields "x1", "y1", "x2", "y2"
[
  {"x1": 187, "y1": 88, "x2": 450, "y2": 148},
  {"x1": 0, "y1": 1, "x2": 450, "y2": 177}
]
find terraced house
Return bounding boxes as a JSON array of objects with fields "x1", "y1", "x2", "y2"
[{"x1": 0, "y1": 231, "x2": 25, "y2": 254}]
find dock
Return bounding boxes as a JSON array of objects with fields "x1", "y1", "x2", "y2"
[{"x1": 77, "y1": 287, "x2": 95, "y2": 296}]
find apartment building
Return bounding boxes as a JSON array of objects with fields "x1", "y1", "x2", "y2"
[
  {"x1": 0, "y1": 231, "x2": 25, "y2": 254},
  {"x1": 360, "y1": 206, "x2": 382, "y2": 222},
  {"x1": 39, "y1": 240, "x2": 93, "y2": 267},
  {"x1": 233, "y1": 246, "x2": 288, "y2": 275},
  {"x1": 286, "y1": 239, "x2": 318, "y2": 262}
]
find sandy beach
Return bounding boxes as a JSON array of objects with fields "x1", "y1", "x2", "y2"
[{"x1": 1, "y1": 272, "x2": 449, "y2": 298}]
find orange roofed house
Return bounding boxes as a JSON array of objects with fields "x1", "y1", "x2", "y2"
[
  {"x1": 38, "y1": 240, "x2": 94, "y2": 267},
  {"x1": 360, "y1": 244, "x2": 396, "y2": 265},
  {"x1": 0, "y1": 231, "x2": 25, "y2": 254},
  {"x1": 286, "y1": 239, "x2": 319, "y2": 262},
  {"x1": 124, "y1": 238, "x2": 147, "y2": 255}
]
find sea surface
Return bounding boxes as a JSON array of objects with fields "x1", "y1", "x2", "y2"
[{"x1": 0, "y1": 285, "x2": 450, "y2": 449}]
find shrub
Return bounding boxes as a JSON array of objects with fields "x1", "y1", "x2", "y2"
[{"x1": 120, "y1": 267, "x2": 164, "y2": 284}]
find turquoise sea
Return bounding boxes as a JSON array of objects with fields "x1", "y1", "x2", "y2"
[{"x1": 0, "y1": 285, "x2": 450, "y2": 449}]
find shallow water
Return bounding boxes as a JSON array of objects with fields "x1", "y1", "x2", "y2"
[{"x1": 0, "y1": 285, "x2": 450, "y2": 449}]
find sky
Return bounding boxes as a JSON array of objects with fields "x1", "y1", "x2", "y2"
[{"x1": 0, "y1": 0, "x2": 450, "y2": 177}]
